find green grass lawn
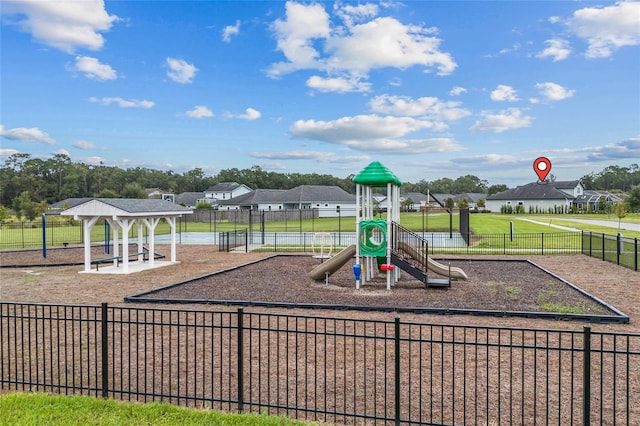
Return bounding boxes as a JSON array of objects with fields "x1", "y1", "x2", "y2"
[{"x1": 0, "y1": 393, "x2": 314, "y2": 426}]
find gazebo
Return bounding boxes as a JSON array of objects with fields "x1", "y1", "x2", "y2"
[{"x1": 60, "y1": 198, "x2": 193, "y2": 274}]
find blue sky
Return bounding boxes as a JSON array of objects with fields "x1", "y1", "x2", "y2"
[{"x1": 1, "y1": 1, "x2": 639, "y2": 187}]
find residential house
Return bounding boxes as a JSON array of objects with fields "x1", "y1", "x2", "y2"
[
  {"x1": 400, "y1": 192, "x2": 429, "y2": 212},
  {"x1": 486, "y1": 180, "x2": 584, "y2": 213},
  {"x1": 573, "y1": 190, "x2": 624, "y2": 212},
  {"x1": 455, "y1": 193, "x2": 487, "y2": 209},
  {"x1": 218, "y1": 185, "x2": 356, "y2": 217},
  {"x1": 144, "y1": 188, "x2": 163, "y2": 199},
  {"x1": 174, "y1": 192, "x2": 206, "y2": 209},
  {"x1": 203, "y1": 182, "x2": 252, "y2": 206}
]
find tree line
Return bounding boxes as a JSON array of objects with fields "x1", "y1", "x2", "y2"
[{"x1": 1, "y1": 153, "x2": 638, "y2": 216}]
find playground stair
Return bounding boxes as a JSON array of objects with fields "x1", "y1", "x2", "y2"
[{"x1": 390, "y1": 222, "x2": 451, "y2": 289}]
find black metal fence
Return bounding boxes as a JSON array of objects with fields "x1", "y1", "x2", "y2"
[
  {"x1": 218, "y1": 230, "x2": 248, "y2": 252},
  {"x1": 217, "y1": 231, "x2": 583, "y2": 256},
  {"x1": 2, "y1": 302, "x2": 638, "y2": 425},
  {"x1": 582, "y1": 231, "x2": 639, "y2": 271}
]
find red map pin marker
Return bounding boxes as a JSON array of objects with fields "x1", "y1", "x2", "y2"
[{"x1": 533, "y1": 157, "x2": 551, "y2": 182}]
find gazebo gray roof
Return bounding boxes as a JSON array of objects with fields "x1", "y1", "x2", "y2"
[{"x1": 61, "y1": 198, "x2": 192, "y2": 217}]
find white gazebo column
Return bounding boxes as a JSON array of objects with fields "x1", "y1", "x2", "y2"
[
  {"x1": 167, "y1": 216, "x2": 177, "y2": 262},
  {"x1": 116, "y1": 219, "x2": 135, "y2": 273},
  {"x1": 81, "y1": 216, "x2": 100, "y2": 272},
  {"x1": 143, "y1": 217, "x2": 160, "y2": 267}
]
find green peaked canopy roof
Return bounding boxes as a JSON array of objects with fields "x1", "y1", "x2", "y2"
[{"x1": 353, "y1": 161, "x2": 402, "y2": 186}]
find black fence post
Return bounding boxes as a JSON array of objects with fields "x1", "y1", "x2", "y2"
[
  {"x1": 583, "y1": 325, "x2": 591, "y2": 426},
  {"x1": 101, "y1": 302, "x2": 109, "y2": 399},
  {"x1": 541, "y1": 232, "x2": 544, "y2": 256},
  {"x1": 237, "y1": 307, "x2": 244, "y2": 413},
  {"x1": 635, "y1": 238, "x2": 638, "y2": 271},
  {"x1": 617, "y1": 233, "x2": 622, "y2": 265},
  {"x1": 394, "y1": 316, "x2": 401, "y2": 426},
  {"x1": 601, "y1": 233, "x2": 605, "y2": 261}
]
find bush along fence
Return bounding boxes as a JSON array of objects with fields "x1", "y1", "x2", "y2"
[
  {"x1": 1, "y1": 303, "x2": 638, "y2": 425},
  {"x1": 582, "y1": 231, "x2": 639, "y2": 271}
]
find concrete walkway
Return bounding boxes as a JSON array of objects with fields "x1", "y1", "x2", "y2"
[
  {"x1": 552, "y1": 218, "x2": 640, "y2": 232},
  {"x1": 516, "y1": 218, "x2": 581, "y2": 232}
]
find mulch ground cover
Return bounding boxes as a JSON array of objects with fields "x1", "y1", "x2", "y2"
[{"x1": 131, "y1": 255, "x2": 614, "y2": 318}]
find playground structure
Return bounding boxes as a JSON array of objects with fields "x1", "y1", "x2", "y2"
[
  {"x1": 309, "y1": 161, "x2": 468, "y2": 288},
  {"x1": 310, "y1": 232, "x2": 334, "y2": 259}
]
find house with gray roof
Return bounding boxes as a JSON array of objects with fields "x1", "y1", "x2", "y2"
[
  {"x1": 455, "y1": 193, "x2": 487, "y2": 209},
  {"x1": 573, "y1": 190, "x2": 624, "y2": 212},
  {"x1": 400, "y1": 192, "x2": 429, "y2": 211},
  {"x1": 486, "y1": 180, "x2": 584, "y2": 213},
  {"x1": 218, "y1": 185, "x2": 356, "y2": 217},
  {"x1": 175, "y1": 192, "x2": 206, "y2": 208},
  {"x1": 203, "y1": 182, "x2": 252, "y2": 205}
]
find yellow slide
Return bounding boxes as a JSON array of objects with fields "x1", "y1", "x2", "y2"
[
  {"x1": 309, "y1": 244, "x2": 356, "y2": 280},
  {"x1": 397, "y1": 241, "x2": 468, "y2": 280}
]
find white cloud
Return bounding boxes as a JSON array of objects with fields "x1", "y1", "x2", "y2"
[
  {"x1": 334, "y1": 2, "x2": 379, "y2": 27},
  {"x1": 586, "y1": 137, "x2": 640, "y2": 161},
  {"x1": 185, "y1": 105, "x2": 214, "y2": 119},
  {"x1": 289, "y1": 114, "x2": 463, "y2": 153},
  {"x1": 490, "y1": 85, "x2": 519, "y2": 102},
  {"x1": 368, "y1": 94, "x2": 471, "y2": 121},
  {"x1": 537, "y1": 38, "x2": 571, "y2": 61},
  {"x1": 249, "y1": 150, "x2": 370, "y2": 163},
  {"x1": 224, "y1": 108, "x2": 262, "y2": 120},
  {"x1": 54, "y1": 148, "x2": 70, "y2": 156},
  {"x1": 89, "y1": 97, "x2": 154, "y2": 108},
  {"x1": 389, "y1": 77, "x2": 402, "y2": 87},
  {"x1": 166, "y1": 57, "x2": 198, "y2": 84},
  {"x1": 0, "y1": 149, "x2": 20, "y2": 158},
  {"x1": 454, "y1": 153, "x2": 525, "y2": 167},
  {"x1": 72, "y1": 140, "x2": 97, "y2": 150},
  {"x1": 565, "y1": 1, "x2": 640, "y2": 58},
  {"x1": 535, "y1": 82, "x2": 575, "y2": 102},
  {"x1": 450, "y1": 86, "x2": 467, "y2": 96},
  {"x1": 469, "y1": 108, "x2": 533, "y2": 133},
  {"x1": 1, "y1": 0, "x2": 119, "y2": 53},
  {"x1": 0, "y1": 124, "x2": 56, "y2": 145},
  {"x1": 267, "y1": 2, "x2": 456, "y2": 85},
  {"x1": 222, "y1": 20, "x2": 240, "y2": 42},
  {"x1": 268, "y1": 2, "x2": 331, "y2": 76},
  {"x1": 238, "y1": 108, "x2": 261, "y2": 120},
  {"x1": 69, "y1": 56, "x2": 117, "y2": 81},
  {"x1": 306, "y1": 75, "x2": 371, "y2": 93},
  {"x1": 325, "y1": 17, "x2": 456, "y2": 75},
  {"x1": 291, "y1": 115, "x2": 431, "y2": 142}
]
